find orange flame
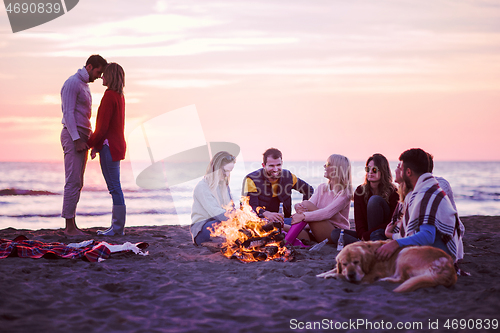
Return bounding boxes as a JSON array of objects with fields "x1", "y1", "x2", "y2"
[{"x1": 210, "y1": 197, "x2": 293, "y2": 262}]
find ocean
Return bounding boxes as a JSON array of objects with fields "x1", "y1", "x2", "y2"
[{"x1": 1, "y1": 161, "x2": 499, "y2": 231}]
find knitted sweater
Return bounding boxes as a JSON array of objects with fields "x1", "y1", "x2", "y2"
[
  {"x1": 61, "y1": 67, "x2": 92, "y2": 140},
  {"x1": 190, "y1": 179, "x2": 232, "y2": 239},
  {"x1": 87, "y1": 89, "x2": 126, "y2": 161},
  {"x1": 303, "y1": 183, "x2": 350, "y2": 229}
]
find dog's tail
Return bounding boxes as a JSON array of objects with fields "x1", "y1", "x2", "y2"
[{"x1": 393, "y1": 257, "x2": 457, "y2": 293}]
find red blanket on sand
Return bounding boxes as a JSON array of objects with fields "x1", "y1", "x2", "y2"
[{"x1": 0, "y1": 235, "x2": 146, "y2": 262}]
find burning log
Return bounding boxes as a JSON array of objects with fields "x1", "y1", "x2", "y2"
[
  {"x1": 238, "y1": 228, "x2": 253, "y2": 238},
  {"x1": 241, "y1": 237, "x2": 266, "y2": 249},
  {"x1": 263, "y1": 245, "x2": 279, "y2": 256},
  {"x1": 262, "y1": 222, "x2": 274, "y2": 232},
  {"x1": 267, "y1": 231, "x2": 285, "y2": 242},
  {"x1": 240, "y1": 232, "x2": 286, "y2": 249},
  {"x1": 262, "y1": 221, "x2": 283, "y2": 232},
  {"x1": 252, "y1": 251, "x2": 268, "y2": 261},
  {"x1": 210, "y1": 197, "x2": 294, "y2": 262},
  {"x1": 230, "y1": 251, "x2": 267, "y2": 262}
]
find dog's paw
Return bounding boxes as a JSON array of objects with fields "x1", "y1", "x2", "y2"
[{"x1": 316, "y1": 269, "x2": 338, "y2": 279}]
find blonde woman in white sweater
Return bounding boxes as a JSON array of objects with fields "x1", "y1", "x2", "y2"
[{"x1": 190, "y1": 151, "x2": 236, "y2": 245}]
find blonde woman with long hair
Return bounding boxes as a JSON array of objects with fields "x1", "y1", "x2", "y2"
[
  {"x1": 88, "y1": 62, "x2": 127, "y2": 236},
  {"x1": 191, "y1": 151, "x2": 236, "y2": 245},
  {"x1": 285, "y1": 154, "x2": 353, "y2": 243}
]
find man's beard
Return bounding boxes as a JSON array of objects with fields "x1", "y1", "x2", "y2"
[
  {"x1": 403, "y1": 172, "x2": 413, "y2": 191},
  {"x1": 265, "y1": 169, "x2": 281, "y2": 180}
]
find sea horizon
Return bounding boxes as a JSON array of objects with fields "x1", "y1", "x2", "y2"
[{"x1": 1, "y1": 160, "x2": 499, "y2": 231}]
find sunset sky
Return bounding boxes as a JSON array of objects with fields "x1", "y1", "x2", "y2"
[{"x1": 1, "y1": 0, "x2": 499, "y2": 164}]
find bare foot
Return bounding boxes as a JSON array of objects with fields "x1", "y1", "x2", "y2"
[
  {"x1": 63, "y1": 228, "x2": 87, "y2": 236},
  {"x1": 64, "y1": 218, "x2": 87, "y2": 236}
]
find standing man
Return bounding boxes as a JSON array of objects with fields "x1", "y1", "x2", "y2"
[
  {"x1": 242, "y1": 148, "x2": 314, "y2": 224},
  {"x1": 61, "y1": 55, "x2": 107, "y2": 235},
  {"x1": 376, "y1": 148, "x2": 464, "y2": 262}
]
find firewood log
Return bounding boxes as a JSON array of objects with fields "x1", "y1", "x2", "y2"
[
  {"x1": 238, "y1": 228, "x2": 253, "y2": 238},
  {"x1": 264, "y1": 245, "x2": 279, "y2": 256},
  {"x1": 262, "y1": 222, "x2": 275, "y2": 232},
  {"x1": 251, "y1": 251, "x2": 268, "y2": 261},
  {"x1": 241, "y1": 237, "x2": 265, "y2": 248}
]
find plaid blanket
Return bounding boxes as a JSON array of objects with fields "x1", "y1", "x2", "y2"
[
  {"x1": 401, "y1": 173, "x2": 465, "y2": 261},
  {"x1": 391, "y1": 202, "x2": 404, "y2": 236},
  {"x1": 0, "y1": 236, "x2": 148, "y2": 262}
]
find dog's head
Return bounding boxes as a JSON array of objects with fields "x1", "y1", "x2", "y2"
[{"x1": 335, "y1": 242, "x2": 382, "y2": 282}]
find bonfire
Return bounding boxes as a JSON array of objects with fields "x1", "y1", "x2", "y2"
[{"x1": 210, "y1": 197, "x2": 294, "y2": 262}]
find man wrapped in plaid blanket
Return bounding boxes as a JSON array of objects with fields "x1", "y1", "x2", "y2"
[{"x1": 376, "y1": 148, "x2": 464, "y2": 263}]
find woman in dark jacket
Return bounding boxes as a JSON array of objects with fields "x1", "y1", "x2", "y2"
[{"x1": 331, "y1": 153, "x2": 399, "y2": 246}]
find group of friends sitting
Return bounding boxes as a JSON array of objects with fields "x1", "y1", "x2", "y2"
[{"x1": 190, "y1": 147, "x2": 464, "y2": 265}]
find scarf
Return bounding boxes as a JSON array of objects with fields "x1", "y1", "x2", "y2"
[{"x1": 400, "y1": 173, "x2": 464, "y2": 261}]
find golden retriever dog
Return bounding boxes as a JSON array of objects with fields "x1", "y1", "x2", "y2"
[{"x1": 316, "y1": 240, "x2": 457, "y2": 292}]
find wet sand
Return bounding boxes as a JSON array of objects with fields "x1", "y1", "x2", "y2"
[{"x1": 0, "y1": 216, "x2": 499, "y2": 333}]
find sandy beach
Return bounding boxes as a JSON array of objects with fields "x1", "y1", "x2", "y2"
[{"x1": 0, "y1": 216, "x2": 499, "y2": 333}]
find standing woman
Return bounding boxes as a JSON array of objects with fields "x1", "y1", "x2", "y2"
[
  {"x1": 353, "y1": 153, "x2": 399, "y2": 241},
  {"x1": 287, "y1": 154, "x2": 353, "y2": 243},
  {"x1": 191, "y1": 151, "x2": 236, "y2": 245},
  {"x1": 88, "y1": 63, "x2": 127, "y2": 236}
]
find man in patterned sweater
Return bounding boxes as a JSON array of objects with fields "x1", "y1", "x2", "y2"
[{"x1": 242, "y1": 148, "x2": 314, "y2": 225}]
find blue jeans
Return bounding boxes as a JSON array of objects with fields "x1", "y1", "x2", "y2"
[
  {"x1": 194, "y1": 218, "x2": 221, "y2": 246},
  {"x1": 99, "y1": 145, "x2": 125, "y2": 206}
]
